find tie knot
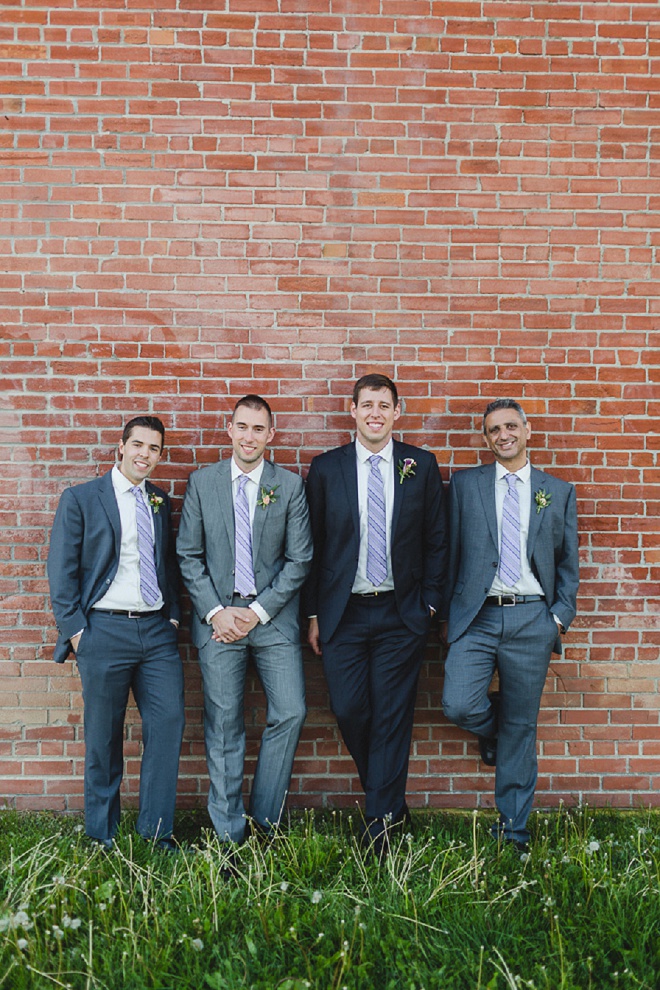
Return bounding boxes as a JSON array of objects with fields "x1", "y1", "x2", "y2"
[
  {"x1": 130, "y1": 485, "x2": 143, "y2": 498},
  {"x1": 238, "y1": 475, "x2": 248, "y2": 493},
  {"x1": 368, "y1": 454, "x2": 381, "y2": 469},
  {"x1": 505, "y1": 473, "x2": 518, "y2": 489}
]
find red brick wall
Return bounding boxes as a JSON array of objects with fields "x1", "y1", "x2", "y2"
[{"x1": 1, "y1": 0, "x2": 658, "y2": 815}]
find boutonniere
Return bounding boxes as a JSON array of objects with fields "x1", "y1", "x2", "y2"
[
  {"x1": 397, "y1": 457, "x2": 417, "y2": 484},
  {"x1": 148, "y1": 493, "x2": 164, "y2": 514},
  {"x1": 534, "y1": 489, "x2": 552, "y2": 514},
  {"x1": 257, "y1": 484, "x2": 279, "y2": 509}
]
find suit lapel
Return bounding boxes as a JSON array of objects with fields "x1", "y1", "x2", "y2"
[
  {"x1": 216, "y1": 460, "x2": 235, "y2": 548},
  {"x1": 145, "y1": 480, "x2": 164, "y2": 564},
  {"x1": 251, "y1": 459, "x2": 275, "y2": 564},
  {"x1": 477, "y1": 463, "x2": 499, "y2": 549},
  {"x1": 97, "y1": 471, "x2": 121, "y2": 554},
  {"x1": 391, "y1": 440, "x2": 405, "y2": 536},
  {"x1": 339, "y1": 444, "x2": 360, "y2": 541},
  {"x1": 527, "y1": 466, "x2": 547, "y2": 560}
]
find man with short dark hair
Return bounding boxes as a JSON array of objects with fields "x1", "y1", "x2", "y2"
[
  {"x1": 177, "y1": 395, "x2": 313, "y2": 844},
  {"x1": 305, "y1": 373, "x2": 447, "y2": 855},
  {"x1": 442, "y1": 399, "x2": 579, "y2": 852},
  {"x1": 48, "y1": 416, "x2": 185, "y2": 851}
]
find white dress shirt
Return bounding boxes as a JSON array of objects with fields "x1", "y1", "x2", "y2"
[
  {"x1": 94, "y1": 465, "x2": 164, "y2": 613},
  {"x1": 488, "y1": 460, "x2": 562, "y2": 628},
  {"x1": 205, "y1": 458, "x2": 270, "y2": 625},
  {"x1": 352, "y1": 438, "x2": 396, "y2": 594}
]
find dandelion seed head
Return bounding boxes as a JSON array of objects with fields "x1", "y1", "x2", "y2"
[
  {"x1": 17, "y1": 938, "x2": 28, "y2": 951},
  {"x1": 280, "y1": 882, "x2": 289, "y2": 892},
  {"x1": 311, "y1": 890, "x2": 322, "y2": 904},
  {"x1": 191, "y1": 938, "x2": 204, "y2": 951}
]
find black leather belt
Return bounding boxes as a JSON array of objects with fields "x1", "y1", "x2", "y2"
[
  {"x1": 485, "y1": 595, "x2": 545, "y2": 607},
  {"x1": 97, "y1": 609, "x2": 162, "y2": 618},
  {"x1": 352, "y1": 590, "x2": 395, "y2": 599}
]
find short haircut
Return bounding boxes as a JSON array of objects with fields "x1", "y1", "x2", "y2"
[
  {"x1": 482, "y1": 399, "x2": 528, "y2": 433},
  {"x1": 122, "y1": 416, "x2": 165, "y2": 450},
  {"x1": 232, "y1": 394, "x2": 273, "y2": 428},
  {"x1": 352, "y1": 373, "x2": 399, "y2": 408}
]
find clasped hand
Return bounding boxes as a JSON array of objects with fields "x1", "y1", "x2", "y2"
[{"x1": 211, "y1": 606, "x2": 259, "y2": 643}]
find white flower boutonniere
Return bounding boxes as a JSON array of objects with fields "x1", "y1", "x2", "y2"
[
  {"x1": 257, "y1": 484, "x2": 279, "y2": 509},
  {"x1": 534, "y1": 489, "x2": 552, "y2": 514},
  {"x1": 148, "y1": 493, "x2": 164, "y2": 514},
  {"x1": 397, "y1": 457, "x2": 417, "y2": 484}
]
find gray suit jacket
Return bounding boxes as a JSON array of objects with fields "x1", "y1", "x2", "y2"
[
  {"x1": 446, "y1": 462, "x2": 579, "y2": 653},
  {"x1": 47, "y1": 471, "x2": 180, "y2": 663},
  {"x1": 176, "y1": 458, "x2": 313, "y2": 648}
]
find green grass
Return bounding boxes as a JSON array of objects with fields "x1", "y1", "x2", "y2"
[{"x1": 1, "y1": 806, "x2": 659, "y2": 989}]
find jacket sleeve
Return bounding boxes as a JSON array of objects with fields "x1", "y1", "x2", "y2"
[
  {"x1": 47, "y1": 487, "x2": 88, "y2": 643},
  {"x1": 176, "y1": 471, "x2": 224, "y2": 622},
  {"x1": 301, "y1": 456, "x2": 325, "y2": 618},
  {"x1": 420, "y1": 454, "x2": 449, "y2": 616},
  {"x1": 549, "y1": 483, "x2": 580, "y2": 632},
  {"x1": 254, "y1": 475, "x2": 313, "y2": 619}
]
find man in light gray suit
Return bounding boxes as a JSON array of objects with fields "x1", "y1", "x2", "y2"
[
  {"x1": 177, "y1": 395, "x2": 313, "y2": 844},
  {"x1": 442, "y1": 399, "x2": 579, "y2": 852}
]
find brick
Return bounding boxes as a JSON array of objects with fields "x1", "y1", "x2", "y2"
[{"x1": 0, "y1": 2, "x2": 657, "y2": 813}]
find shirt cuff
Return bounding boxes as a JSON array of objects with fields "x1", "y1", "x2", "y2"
[
  {"x1": 206, "y1": 604, "x2": 223, "y2": 624},
  {"x1": 249, "y1": 602, "x2": 270, "y2": 625},
  {"x1": 552, "y1": 613, "x2": 564, "y2": 631}
]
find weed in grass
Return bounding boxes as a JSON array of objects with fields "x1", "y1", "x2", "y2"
[{"x1": 0, "y1": 807, "x2": 659, "y2": 989}]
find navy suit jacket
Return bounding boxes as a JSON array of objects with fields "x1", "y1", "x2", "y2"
[
  {"x1": 446, "y1": 462, "x2": 579, "y2": 653},
  {"x1": 303, "y1": 440, "x2": 448, "y2": 643},
  {"x1": 176, "y1": 458, "x2": 313, "y2": 649},
  {"x1": 47, "y1": 471, "x2": 180, "y2": 663}
]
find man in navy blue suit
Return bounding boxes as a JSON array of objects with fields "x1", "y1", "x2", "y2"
[
  {"x1": 304, "y1": 373, "x2": 447, "y2": 855},
  {"x1": 48, "y1": 416, "x2": 184, "y2": 851}
]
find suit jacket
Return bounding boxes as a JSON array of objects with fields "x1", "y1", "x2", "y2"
[
  {"x1": 47, "y1": 471, "x2": 181, "y2": 664},
  {"x1": 176, "y1": 458, "x2": 313, "y2": 649},
  {"x1": 303, "y1": 440, "x2": 448, "y2": 643},
  {"x1": 446, "y1": 462, "x2": 579, "y2": 652}
]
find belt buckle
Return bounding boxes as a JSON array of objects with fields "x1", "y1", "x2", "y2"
[
  {"x1": 501, "y1": 594, "x2": 516, "y2": 607},
  {"x1": 127, "y1": 610, "x2": 140, "y2": 618}
]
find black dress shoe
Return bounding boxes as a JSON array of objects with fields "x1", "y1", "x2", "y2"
[
  {"x1": 478, "y1": 734, "x2": 498, "y2": 766},
  {"x1": 88, "y1": 836, "x2": 114, "y2": 852},
  {"x1": 140, "y1": 835, "x2": 180, "y2": 855},
  {"x1": 503, "y1": 837, "x2": 530, "y2": 855},
  {"x1": 478, "y1": 691, "x2": 500, "y2": 766}
]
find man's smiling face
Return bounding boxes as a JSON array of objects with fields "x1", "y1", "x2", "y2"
[
  {"x1": 483, "y1": 407, "x2": 531, "y2": 472},
  {"x1": 118, "y1": 427, "x2": 163, "y2": 485},
  {"x1": 228, "y1": 403, "x2": 275, "y2": 472},
  {"x1": 351, "y1": 386, "x2": 401, "y2": 453}
]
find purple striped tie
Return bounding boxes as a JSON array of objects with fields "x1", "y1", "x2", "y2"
[
  {"x1": 130, "y1": 486, "x2": 160, "y2": 606},
  {"x1": 366, "y1": 454, "x2": 388, "y2": 587},
  {"x1": 234, "y1": 475, "x2": 255, "y2": 596},
  {"x1": 499, "y1": 473, "x2": 521, "y2": 586}
]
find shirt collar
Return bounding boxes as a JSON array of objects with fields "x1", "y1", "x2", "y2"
[
  {"x1": 355, "y1": 437, "x2": 394, "y2": 465},
  {"x1": 112, "y1": 464, "x2": 145, "y2": 494},
  {"x1": 231, "y1": 457, "x2": 265, "y2": 486},
  {"x1": 495, "y1": 459, "x2": 530, "y2": 483}
]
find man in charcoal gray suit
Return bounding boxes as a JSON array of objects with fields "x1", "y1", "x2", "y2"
[{"x1": 442, "y1": 399, "x2": 579, "y2": 852}]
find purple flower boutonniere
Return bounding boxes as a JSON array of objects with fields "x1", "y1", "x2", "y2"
[
  {"x1": 148, "y1": 493, "x2": 163, "y2": 514},
  {"x1": 257, "y1": 484, "x2": 279, "y2": 509},
  {"x1": 534, "y1": 489, "x2": 552, "y2": 514},
  {"x1": 398, "y1": 457, "x2": 417, "y2": 484}
]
